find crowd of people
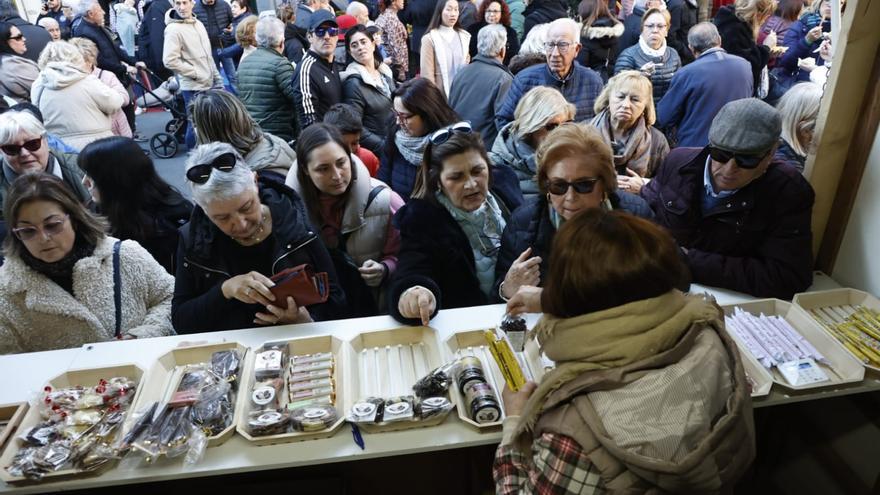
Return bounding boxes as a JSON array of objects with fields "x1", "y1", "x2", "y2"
[{"x1": 0, "y1": 0, "x2": 840, "y2": 489}]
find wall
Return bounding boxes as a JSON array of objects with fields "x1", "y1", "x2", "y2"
[{"x1": 832, "y1": 127, "x2": 880, "y2": 295}]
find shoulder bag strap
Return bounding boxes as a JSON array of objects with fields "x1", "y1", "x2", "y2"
[
  {"x1": 364, "y1": 185, "x2": 386, "y2": 213},
  {"x1": 113, "y1": 240, "x2": 122, "y2": 338}
]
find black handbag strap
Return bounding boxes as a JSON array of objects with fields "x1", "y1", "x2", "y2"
[{"x1": 112, "y1": 240, "x2": 122, "y2": 338}]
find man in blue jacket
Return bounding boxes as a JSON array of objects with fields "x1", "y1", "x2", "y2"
[
  {"x1": 495, "y1": 17, "x2": 603, "y2": 131},
  {"x1": 656, "y1": 23, "x2": 753, "y2": 148}
]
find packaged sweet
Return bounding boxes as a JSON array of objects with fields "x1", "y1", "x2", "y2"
[
  {"x1": 290, "y1": 360, "x2": 334, "y2": 374},
  {"x1": 416, "y1": 397, "x2": 454, "y2": 420},
  {"x1": 211, "y1": 349, "x2": 242, "y2": 388},
  {"x1": 246, "y1": 409, "x2": 289, "y2": 436},
  {"x1": 190, "y1": 381, "x2": 233, "y2": 437},
  {"x1": 254, "y1": 345, "x2": 287, "y2": 380},
  {"x1": 289, "y1": 405, "x2": 338, "y2": 432},
  {"x1": 251, "y1": 378, "x2": 283, "y2": 409},
  {"x1": 289, "y1": 386, "x2": 334, "y2": 402},
  {"x1": 383, "y1": 396, "x2": 415, "y2": 423},
  {"x1": 289, "y1": 369, "x2": 332, "y2": 382},
  {"x1": 285, "y1": 395, "x2": 333, "y2": 411},
  {"x1": 288, "y1": 378, "x2": 333, "y2": 393},
  {"x1": 412, "y1": 362, "x2": 455, "y2": 398},
  {"x1": 500, "y1": 314, "x2": 528, "y2": 352},
  {"x1": 348, "y1": 397, "x2": 384, "y2": 424},
  {"x1": 290, "y1": 352, "x2": 334, "y2": 365}
]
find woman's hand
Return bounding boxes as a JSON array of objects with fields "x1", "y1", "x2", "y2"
[
  {"x1": 762, "y1": 30, "x2": 777, "y2": 48},
  {"x1": 506, "y1": 285, "x2": 543, "y2": 315},
  {"x1": 501, "y1": 381, "x2": 537, "y2": 417},
  {"x1": 806, "y1": 25, "x2": 823, "y2": 44},
  {"x1": 398, "y1": 286, "x2": 436, "y2": 326},
  {"x1": 255, "y1": 296, "x2": 313, "y2": 325},
  {"x1": 502, "y1": 248, "x2": 542, "y2": 299},
  {"x1": 221, "y1": 271, "x2": 276, "y2": 306},
  {"x1": 639, "y1": 61, "x2": 656, "y2": 76},
  {"x1": 617, "y1": 168, "x2": 646, "y2": 194},
  {"x1": 359, "y1": 259, "x2": 387, "y2": 287}
]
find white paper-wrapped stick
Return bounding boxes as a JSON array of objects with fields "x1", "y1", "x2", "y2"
[
  {"x1": 726, "y1": 313, "x2": 776, "y2": 367},
  {"x1": 738, "y1": 309, "x2": 789, "y2": 363},
  {"x1": 769, "y1": 314, "x2": 827, "y2": 364}
]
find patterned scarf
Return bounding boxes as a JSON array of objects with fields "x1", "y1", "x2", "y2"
[
  {"x1": 590, "y1": 108, "x2": 655, "y2": 177},
  {"x1": 394, "y1": 130, "x2": 430, "y2": 165}
]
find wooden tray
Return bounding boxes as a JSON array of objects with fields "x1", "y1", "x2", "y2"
[
  {"x1": 721, "y1": 299, "x2": 864, "y2": 391},
  {"x1": 345, "y1": 326, "x2": 449, "y2": 433},
  {"x1": 124, "y1": 342, "x2": 248, "y2": 448},
  {"x1": 793, "y1": 288, "x2": 880, "y2": 372},
  {"x1": 235, "y1": 335, "x2": 347, "y2": 445},
  {"x1": 0, "y1": 402, "x2": 28, "y2": 454},
  {"x1": 736, "y1": 342, "x2": 774, "y2": 398},
  {"x1": 0, "y1": 364, "x2": 143, "y2": 484},
  {"x1": 444, "y1": 329, "x2": 538, "y2": 431}
]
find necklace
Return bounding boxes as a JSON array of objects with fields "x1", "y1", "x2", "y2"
[{"x1": 233, "y1": 207, "x2": 269, "y2": 245}]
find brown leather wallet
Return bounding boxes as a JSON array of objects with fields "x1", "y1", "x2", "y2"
[{"x1": 269, "y1": 264, "x2": 329, "y2": 309}]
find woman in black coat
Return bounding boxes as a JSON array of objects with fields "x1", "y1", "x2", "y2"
[
  {"x1": 467, "y1": 0, "x2": 520, "y2": 66},
  {"x1": 575, "y1": 0, "x2": 623, "y2": 82},
  {"x1": 522, "y1": 0, "x2": 568, "y2": 39},
  {"x1": 713, "y1": 0, "x2": 775, "y2": 97}
]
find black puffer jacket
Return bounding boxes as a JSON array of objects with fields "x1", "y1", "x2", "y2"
[
  {"x1": 398, "y1": 0, "x2": 437, "y2": 57},
  {"x1": 172, "y1": 174, "x2": 346, "y2": 333},
  {"x1": 714, "y1": 5, "x2": 769, "y2": 96},
  {"x1": 340, "y1": 64, "x2": 396, "y2": 155},
  {"x1": 137, "y1": 0, "x2": 173, "y2": 79},
  {"x1": 193, "y1": 0, "x2": 232, "y2": 48},
  {"x1": 577, "y1": 16, "x2": 623, "y2": 82},
  {"x1": 522, "y1": 0, "x2": 568, "y2": 39},
  {"x1": 284, "y1": 22, "x2": 309, "y2": 65}
]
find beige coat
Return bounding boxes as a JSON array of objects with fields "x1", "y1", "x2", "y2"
[
  {"x1": 0, "y1": 237, "x2": 175, "y2": 354},
  {"x1": 162, "y1": 9, "x2": 222, "y2": 91},
  {"x1": 419, "y1": 28, "x2": 470, "y2": 97}
]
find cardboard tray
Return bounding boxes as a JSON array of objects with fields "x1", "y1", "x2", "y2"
[
  {"x1": 124, "y1": 342, "x2": 248, "y2": 448},
  {"x1": 721, "y1": 299, "x2": 865, "y2": 391},
  {"x1": 444, "y1": 329, "x2": 538, "y2": 431},
  {"x1": 345, "y1": 326, "x2": 449, "y2": 433},
  {"x1": 235, "y1": 335, "x2": 347, "y2": 445},
  {"x1": 736, "y1": 342, "x2": 774, "y2": 398},
  {"x1": 0, "y1": 402, "x2": 28, "y2": 455},
  {"x1": 793, "y1": 288, "x2": 880, "y2": 372},
  {"x1": 0, "y1": 364, "x2": 143, "y2": 484}
]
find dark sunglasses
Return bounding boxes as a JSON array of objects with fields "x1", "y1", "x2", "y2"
[
  {"x1": 707, "y1": 146, "x2": 766, "y2": 170},
  {"x1": 1, "y1": 138, "x2": 42, "y2": 156},
  {"x1": 546, "y1": 178, "x2": 599, "y2": 195},
  {"x1": 9, "y1": 34, "x2": 25, "y2": 41},
  {"x1": 185, "y1": 152, "x2": 237, "y2": 184},
  {"x1": 313, "y1": 26, "x2": 340, "y2": 38},
  {"x1": 429, "y1": 121, "x2": 473, "y2": 145},
  {"x1": 544, "y1": 120, "x2": 573, "y2": 132}
]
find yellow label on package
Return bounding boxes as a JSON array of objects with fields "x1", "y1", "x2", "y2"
[{"x1": 484, "y1": 330, "x2": 526, "y2": 392}]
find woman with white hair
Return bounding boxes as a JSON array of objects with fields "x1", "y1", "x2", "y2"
[
  {"x1": 489, "y1": 86, "x2": 575, "y2": 200},
  {"x1": 614, "y1": 8, "x2": 681, "y2": 104},
  {"x1": 68, "y1": 37, "x2": 132, "y2": 138},
  {"x1": 172, "y1": 142, "x2": 347, "y2": 334},
  {"x1": 30, "y1": 41, "x2": 124, "y2": 150},
  {"x1": 774, "y1": 82, "x2": 822, "y2": 173}
]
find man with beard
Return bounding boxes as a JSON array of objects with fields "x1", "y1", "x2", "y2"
[{"x1": 293, "y1": 10, "x2": 342, "y2": 129}]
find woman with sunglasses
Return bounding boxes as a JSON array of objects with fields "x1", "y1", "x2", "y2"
[
  {"x1": 378, "y1": 77, "x2": 458, "y2": 200},
  {"x1": 614, "y1": 8, "x2": 681, "y2": 105},
  {"x1": 494, "y1": 122, "x2": 654, "y2": 303},
  {"x1": 390, "y1": 123, "x2": 522, "y2": 325},
  {"x1": 489, "y1": 86, "x2": 575, "y2": 201},
  {"x1": 0, "y1": 22, "x2": 40, "y2": 103},
  {"x1": 590, "y1": 71, "x2": 669, "y2": 195},
  {"x1": 0, "y1": 173, "x2": 175, "y2": 354},
  {"x1": 172, "y1": 142, "x2": 346, "y2": 333},
  {"x1": 420, "y1": 0, "x2": 470, "y2": 98}
]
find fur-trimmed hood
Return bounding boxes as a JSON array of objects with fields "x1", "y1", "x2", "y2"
[{"x1": 583, "y1": 18, "x2": 624, "y2": 39}]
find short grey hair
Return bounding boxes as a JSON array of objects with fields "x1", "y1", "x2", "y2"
[
  {"x1": 37, "y1": 40, "x2": 85, "y2": 70},
  {"x1": 255, "y1": 16, "x2": 285, "y2": 48},
  {"x1": 38, "y1": 17, "x2": 61, "y2": 30},
  {"x1": 547, "y1": 17, "x2": 579, "y2": 42},
  {"x1": 74, "y1": 0, "x2": 99, "y2": 18},
  {"x1": 688, "y1": 22, "x2": 721, "y2": 53},
  {"x1": 346, "y1": 1, "x2": 368, "y2": 17},
  {"x1": 519, "y1": 22, "x2": 549, "y2": 55},
  {"x1": 477, "y1": 24, "x2": 507, "y2": 57},
  {"x1": 186, "y1": 142, "x2": 257, "y2": 206},
  {"x1": 0, "y1": 111, "x2": 47, "y2": 146}
]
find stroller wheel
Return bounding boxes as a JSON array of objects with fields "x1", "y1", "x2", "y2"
[{"x1": 150, "y1": 133, "x2": 178, "y2": 159}]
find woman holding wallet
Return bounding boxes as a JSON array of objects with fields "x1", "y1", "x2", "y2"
[{"x1": 171, "y1": 142, "x2": 347, "y2": 334}]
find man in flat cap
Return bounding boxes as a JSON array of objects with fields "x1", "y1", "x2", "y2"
[{"x1": 641, "y1": 98, "x2": 815, "y2": 299}]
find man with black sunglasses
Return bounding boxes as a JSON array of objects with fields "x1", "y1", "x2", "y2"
[
  {"x1": 293, "y1": 10, "x2": 342, "y2": 129},
  {"x1": 642, "y1": 98, "x2": 815, "y2": 300}
]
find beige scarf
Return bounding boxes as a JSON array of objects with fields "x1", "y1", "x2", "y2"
[
  {"x1": 590, "y1": 108, "x2": 655, "y2": 177},
  {"x1": 512, "y1": 291, "x2": 721, "y2": 440}
]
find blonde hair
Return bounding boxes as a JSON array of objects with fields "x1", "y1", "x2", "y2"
[
  {"x1": 808, "y1": 0, "x2": 827, "y2": 13},
  {"x1": 68, "y1": 37, "x2": 98, "y2": 67},
  {"x1": 777, "y1": 82, "x2": 822, "y2": 157},
  {"x1": 236, "y1": 15, "x2": 258, "y2": 47},
  {"x1": 37, "y1": 40, "x2": 86, "y2": 70},
  {"x1": 519, "y1": 22, "x2": 550, "y2": 55},
  {"x1": 535, "y1": 122, "x2": 616, "y2": 196},
  {"x1": 734, "y1": 0, "x2": 776, "y2": 31},
  {"x1": 510, "y1": 86, "x2": 576, "y2": 139},
  {"x1": 640, "y1": 7, "x2": 671, "y2": 31},
  {"x1": 593, "y1": 70, "x2": 656, "y2": 126}
]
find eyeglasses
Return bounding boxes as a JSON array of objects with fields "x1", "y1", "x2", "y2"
[
  {"x1": 544, "y1": 120, "x2": 572, "y2": 132},
  {"x1": 185, "y1": 152, "x2": 237, "y2": 183},
  {"x1": 1, "y1": 138, "x2": 42, "y2": 156},
  {"x1": 313, "y1": 26, "x2": 340, "y2": 38},
  {"x1": 543, "y1": 41, "x2": 574, "y2": 54},
  {"x1": 644, "y1": 23, "x2": 668, "y2": 30},
  {"x1": 707, "y1": 146, "x2": 767, "y2": 170},
  {"x1": 485, "y1": 9, "x2": 501, "y2": 13},
  {"x1": 394, "y1": 110, "x2": 415, "y2": 122},
  {"x1": 546, "y1": 178, "x2": 599, "y2": 195},
  {"x1": 429, "y1": 121, "x2": 473, "y2": 145},
  {"x1": 12, "y1": 214, "x2": 69, "y2": 241},
  {"x1": 8, "y1": 34, "x2": 25, "y2": 41}
]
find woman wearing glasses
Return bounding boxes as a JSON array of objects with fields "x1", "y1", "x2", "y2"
[
  {"x1": 466, "y1": 0, "x2": 520, "y2": 66},
  {"x1": 489, "y1": 86, "x2": 575, "y2": 201},
  {"x1": 494, "y1": 122, "x2": 654, "y2": 303},
  {"x1": 0, "y1": 173, "x2": 175, "y2": 354},
  {"x1": 0, "y1": 22, "x2": 40, "y2": 103},
  {"x1": 172, "y1": 142, "x2": 346, "y2": 333},
  {"x1": 614, "y1": 8, "x2": 681, "y2": 105},
  {"x1": 390, "y1": 122, "x2": 522, "y2": 325},
  {"x1": 590, "y1": 71, "x2": 669, "y2": 194},
  {"x1": 420, "y1": 0, "x2": 470, "y2": 98}
]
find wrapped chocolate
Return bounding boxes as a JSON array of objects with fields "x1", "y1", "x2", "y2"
[
  {"x1": 254, "y1": 345, "x2": 287, "y2": 380},
  {"x1": 348, "y1": 397, "x2": 384, "y2": 424},
  {"x1": 383, "y1": 396, "x2": 415, "y2": 422},
  {"x1": 246, "y1": 409, "x2": 289, "y2": 436},
  {"x1": 211, "y1": 350, "x2": 242, "y2": 388}
]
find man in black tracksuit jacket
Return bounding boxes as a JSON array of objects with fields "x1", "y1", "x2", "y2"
[{"x1": 292, "y1": 10, "x2": 342, "y2": 129}]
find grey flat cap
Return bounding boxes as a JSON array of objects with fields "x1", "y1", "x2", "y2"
[{"x1": 708, "y1": 98, "x2": 782, "y2": 155}]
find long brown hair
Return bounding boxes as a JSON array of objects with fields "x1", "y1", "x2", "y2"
[
  {"x1": 295, "y1": 123, "x2": 358, "y2": 219},
  {"x1": 541, "y1": 209, "x2": 688, "y2": 318},
  {"x1": 578, "y1": 0, "x2": 613, "y2": 28}
]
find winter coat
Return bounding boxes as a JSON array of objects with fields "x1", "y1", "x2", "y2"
[
  {"x1": 0, "y1": 236, "x2": 175, "y2": 354},
  {"x1": 284, "y1": 22, "x2": 310, "y2": 66},
  {"x1": 614, "y1": 42, "x2": 681, "y2": 104},
  {"x1": 388, "y1": 164, "x2": 523, "y2": 324},
  {"x1": 656, "y1": 47, "x2": 753, "y2": 148},
  {"x1": 496, "y1": 61, "x2": 603, "y2": 131},
  {"x1": 492, "y1": 192, "x2": 654, "y2": 301},
  {"x1": 0, "y1": 15, "x2": 51, "y2": 63},
  {"x1": 31, "y1": 63, "x2": 125, "y2": 151},
  {"x1": 458, "y1": 0, "x2": 479, "y2": 29},
  {"x1": 398, "y1": 0, "x2": 437, "y2": 56},
  {"x1": 293, "y1": 50, "x2": 343, "y2": 128},
  {"x1": 774, "y1": 138, "x2": 806, "y2": 173},
  {"x1": 38, "y1": 8, "x2": 72, "y2": 39},
  {"x1": 667, "y1": 0, "x2": 697, "y2": 64},
  {"x1": 774, "y1": 16, "x2": 830, "y2": 90},
  {"x1": 162, "y1": 10, "x2": 223, "y2": 91},
  {"x1": 137, "y1": 0, "x2": 173, "y2": 79},
  {"x1": 72, "y1": 17, "x2": 136, "y2": 84},
  {"x1": 420, "y1": 28, "x2": 471, "y2": 97},
  {"x1": 576, "y1": 17, "x2": 623, "y2": 82},
  {"x1": 522, "y1": 0, "x2": 567, "y2": 40},
  {"x1": 93, "y1": 67, "x2": 132, "y2": 138},
  {"x1": 714, "y1": 5, "x2": 770, "y2": 96},
  {"x1": 377, "y1": 136, "x2": 421, "y2": 201},
  {"x1": 0, "y1": 54, "x2": 39, "y2": 103},
  {"x1": 116, "y1": 196, "x2": 193, "y2": 275},
  {"x1": 220, "y1": 11, "x2": 252, "y2": 48},
  {"x1": 244, "y1": 132, "x2": 297, "y2": 176},
  {"x1": 294, "y1": 3, "x2": 316, "y2": 31},
  {"x1": 449, "y1": 54, "x2": 513, "y2": 147},
  {"x1": 0, "y1": 149, "x2": 89, "y2": 222},
  {"x1": 507, "y1": 0, "x2": 526, "y2": 40},
  {"x1": 617, "y1": 5, "x2": 643, "y2": 52},
  {"x1": 758, "y1": 15, "x2": 793, "y2": 47},
  {"x1": 488, "y1": 122, "x2": 537, "y2": 199},
  {"x1": 172, "y1": 173, "x2": 347, "y2": 333},
  {"x1": 641, "y1": 147, "x2": 814, "y2": 299},
  {"x1": 340, "y1": 62, "x2": 396, "y2": 155},
  {"x1": 193, "y1": 0, "x2": 233, "y2": 48},
  {"x1": 237, "y1": 47, "x2": 297, "y2": 142},
  {"x1": 467, "y1": 21, "x2": 520, "y2": 66}
]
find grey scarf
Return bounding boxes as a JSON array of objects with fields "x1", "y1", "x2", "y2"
[{"x1": 394, "y1": 130, "x2": 430, "y2": 165}]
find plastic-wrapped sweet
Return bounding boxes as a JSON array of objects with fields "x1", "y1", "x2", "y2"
[
  {"x1": 246, "y1": 409, "x2": 289, "y2": 436},
  {"x1": 416, "y1": 397, "x2": 454, "y2": 420},
  {"x1": 211, "y1": 350, "x2": 242, "y2": 388},
  {"x1": 347, "y1": 397, "x2": 384, "y2": 424},
  {"x1": 383, "y1": 396, "x2": 415, "y2": 422},
  {"x1": 412, "y1": 363, "x2": 455, "y2": 398},
  {"x1": 289, "y1": 405, "x2": 337, "y2": 432}
]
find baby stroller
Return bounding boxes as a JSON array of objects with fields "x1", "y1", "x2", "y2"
[{"x1": 129, "y1": 68, "x2": 187, "y2": 159}]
